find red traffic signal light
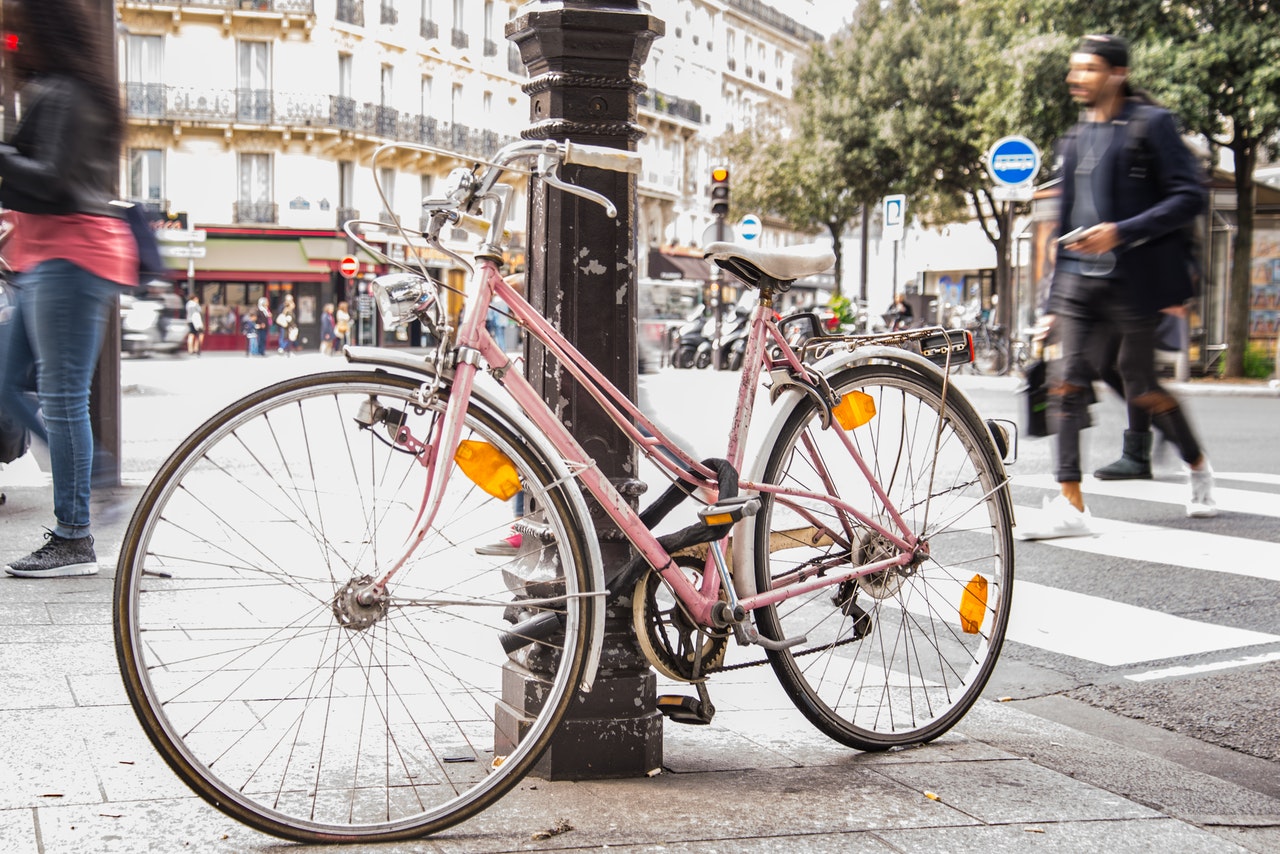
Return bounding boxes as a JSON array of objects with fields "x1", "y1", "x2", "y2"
[{"x1": 710, "y1": 165, "x2": 730, "y2": 217}]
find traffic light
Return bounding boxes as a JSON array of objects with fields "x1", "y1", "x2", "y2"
[{"x1": 710, "y1": 165, "x2": 730, "y2": 217}]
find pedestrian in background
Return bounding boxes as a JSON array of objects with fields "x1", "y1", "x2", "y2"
[
  {"x1": 185, "y1": 293, "x2": 204, "y2": 355},
  {"x1": 251, "y1": 297, "x2": 271, "y2": 356},
  {"x1": 320, "y1": 302, "x2": 336, "y2": 355},
  {"x1": 1019, "y1": 34, "x2": 1214, "y2": 541},
  {"x1": 275, "y1": 293, "x2": 297, "y2": 356},
  {"x1": 0, "y1": 0, "x2": 137, "y2": 577},
  {"x1": 334, "y1": 300, "x2": 351, "y2": 350}
]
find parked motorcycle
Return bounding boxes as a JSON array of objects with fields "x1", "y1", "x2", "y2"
[
  {"x1": 670, "y1": 305, "x2": 710, "y2": 369},
  {"x1": 121, "y1": 285, "x2": 187, "y2": 357}
]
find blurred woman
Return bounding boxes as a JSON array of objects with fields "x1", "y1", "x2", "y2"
[{"x1": 0, "y1": 0, "x2": 137, "y2": 577}]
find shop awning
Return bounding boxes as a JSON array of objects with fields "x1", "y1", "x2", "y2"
[
  {"x1": 188, "y1": 238, "x2": 330, "y2": 282},
  {"x1": 648, "y1": 249, "x2": 710, "y2": 282},
  {"x1": 299, "y1": 237, "x2": 381, "y2": 265}
]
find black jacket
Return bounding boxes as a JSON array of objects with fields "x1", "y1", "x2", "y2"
[
  {"x1": 1052, "y1": 100, "x2": 1206, "y2": 315},
  {"x1": 0, "y1": 75, "x2": 121, "y2": 219}
]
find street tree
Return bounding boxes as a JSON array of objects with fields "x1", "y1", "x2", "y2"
[{"x1": 720, "y1": 127, "x2": 863, "y2": 297}]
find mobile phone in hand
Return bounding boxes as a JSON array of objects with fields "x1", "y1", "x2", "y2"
[{"x1": 1057, "y1": 227, "x2": 1086, "y2": 246}]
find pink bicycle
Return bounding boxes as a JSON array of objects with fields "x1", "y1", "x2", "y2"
[{"x1": 114, "y1": 140, "x2": 1015, "y2": 843}]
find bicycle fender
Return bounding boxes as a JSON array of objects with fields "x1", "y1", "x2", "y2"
[
  {"x1": 343, "y1": 346, "x2": 608, "y2": 693},
  {"x1": 731, "y1": 345, "x2": 999, "y2": 601}
]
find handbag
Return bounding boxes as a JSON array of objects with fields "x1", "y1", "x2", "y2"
[
  {"x1": 111, "y1": 200, "x2": 167, "y2": 282},
  {"x1": 1021, "y1": 358, "x2": 1050, "y2": 438}
]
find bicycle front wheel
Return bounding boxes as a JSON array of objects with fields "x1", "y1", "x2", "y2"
[
  {"x1": 114, "y1": 370, "x2": 597, "y2": 843},
  {"x1": 753, "y1": 363, "x2": 1013, "y2": 750}
]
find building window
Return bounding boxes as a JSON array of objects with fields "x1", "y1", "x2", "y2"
[
  {"x1": 237, "y1": 40, "x2": 272, "y2": 122},
  {"x1": 125, "y1": 34, "x2": 164, "y2": 118},
  {"x1": 237, "y1": 153, "x2": 275, "y2": 223},
  {"x1": 128, "y1": 148, "x2": 164, "y2": 211},
  {"x1": 378, "y1": 166, "x2": 397, "y2": 225}
]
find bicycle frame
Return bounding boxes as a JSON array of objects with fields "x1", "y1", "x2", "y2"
[{"x1": 369, "y1": 255, "x2": 925, "y2": 632}]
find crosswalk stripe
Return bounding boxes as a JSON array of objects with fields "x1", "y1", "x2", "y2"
[
  {"x1": 1006, "y1": 471, "x2": 1280, "y2": 666},
  {"x1": 1007, "y1": 580, "x2": 1280, "y2": 666},
  {"x1": 1012, "y1": 472, "x2": 1280, "y2": 518},
  {"x1": 1126, "y1": 650, "x2": 1280, "y2": 682}
]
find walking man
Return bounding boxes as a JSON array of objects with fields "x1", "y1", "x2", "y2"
[{"x1": 1018, "y1": 34, "x2": 1215, "y2": 540}]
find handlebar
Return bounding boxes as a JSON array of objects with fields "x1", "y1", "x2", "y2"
[{"x1": 562, "y1": 141, "x2": 643, "y2": 174}]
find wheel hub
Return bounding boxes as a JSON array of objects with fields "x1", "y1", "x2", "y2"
[
  {"x1": 332, "y1": 575, "x2": 389, "y2": 631},
  {"x1": 855, "y1": 530, "x2": 910, "y2": 600}
]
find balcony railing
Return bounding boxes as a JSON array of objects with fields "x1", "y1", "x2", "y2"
[
  {"x1": 637, "y1": 87, "x2": 703, "y2": 124},
  {"x1": 508, "y1": 44, "x2": 524, "y2": 76},
  {"x1": 234, "y1": 201, "x2": 279, "y2": 224},
  {"x1": 379, "y1": 2, "x2": 397, "y2": 25},
  {"x1": 421, "y1": 17, "x2": 438, "y2": 39},
  {"x1": 336, "y1": 0, "x2": 363, "y2": 26},
  {"x1": 124, "y1": 83, "x2": 517, "y2": 158},
  {"x1": 131, "y1": 0, "x2": 316, "y2": 11},
  {"x1": 483, "y1": 38, "x2": 498, "y2": 57},
  {"x1": 451, "y1": 28, "x2": 468, "y2": 49}
]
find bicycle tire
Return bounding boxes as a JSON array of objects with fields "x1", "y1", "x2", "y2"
[
  {"x1": 114, "y1": 370, "x2": 597, "y2": 843},
  {"x1": 752, "y1": 363, "x2": 1013, "y2": 750}
]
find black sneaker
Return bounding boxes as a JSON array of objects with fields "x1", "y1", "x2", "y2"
[{"x1": 4, "y1": 531, "x2": 99, "y2": 578}]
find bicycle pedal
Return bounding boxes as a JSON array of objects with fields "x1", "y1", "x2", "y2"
[
  {"x1": 657, "y1": 694, "x2": 715, "y2": 725},
  {"x1": 697, "y1": 495, "x2": 759, "y2": 526}
]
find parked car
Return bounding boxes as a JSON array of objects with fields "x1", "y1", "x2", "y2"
[{"x1": 121, "y1": 284, "x2": 186, "y2": 357}]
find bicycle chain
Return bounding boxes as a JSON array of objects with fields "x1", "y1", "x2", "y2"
[{"x1": 699, "y1": 633, "x2": 864, "y2": 674}]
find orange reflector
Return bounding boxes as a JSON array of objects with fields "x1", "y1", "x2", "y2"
[
  {"x1": 833, "y1": 391, "x2": 876, "y2": 430},
  {"x1": 959, "y1": 574, "x2": 988, "y2": 634},
  {"x1": 702, "y1": 512, "x2": 734, "y2": 526},
  {"x1": 454, "y1": 440, "x2": 521, "y2": 500}
]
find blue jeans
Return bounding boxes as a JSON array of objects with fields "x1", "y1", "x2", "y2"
[{"x1": 0, "y1": 260, "x2": 116, "y2": 539}]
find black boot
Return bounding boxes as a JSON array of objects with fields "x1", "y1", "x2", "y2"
[{"x1": 1094, "y1": 430, "x2": 1153, "y2": 480}]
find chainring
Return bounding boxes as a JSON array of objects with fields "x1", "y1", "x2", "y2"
[{"x1": 632, "y1": 556, "x2": 729, "y2": 682}]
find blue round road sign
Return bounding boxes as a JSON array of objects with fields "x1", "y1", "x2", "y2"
[
  {"x1": 986, "y1": 136, "x2": 1041, "y2": 187},
  {"x1": 738, "y1": 213, "x2": 762, "y2": 242}
]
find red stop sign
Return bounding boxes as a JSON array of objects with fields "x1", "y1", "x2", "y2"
[{"x1": 339, "y1": 255, "x2": 359, "y2": 278}]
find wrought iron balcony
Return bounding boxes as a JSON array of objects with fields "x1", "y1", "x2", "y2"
[
  {"x1": 483, "y1": 38, "x2": 498, "y2": 57},
  {"x1": 451, "y1": 28, "x2": 468, "y2": 49},
  {"x1": 336, "y1": 0, "x2": 363, "y2": 26},
  {"x1": 421, "y1": 17, "x2": 438, "y2": 39},
  {"x1": 379, "y1": 2, "x2": 397, "y2": 25},
  {"x1": 132, "y1": 0, "x2": 316, "y2": 11},
  {"x1": 637, "y1": 87, "x2": 703, "y2": 124},
  {"x1": 234, "y1": 201, "x2": 279, "y2": 224},
  {"x1": 508, "y1": 44, "x2": 524, "y2": 76},
  {"x1": 124, "y1": 83, "x2": 517, "y2": 157}
]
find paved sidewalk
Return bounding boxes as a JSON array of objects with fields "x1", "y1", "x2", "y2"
[{"x1": 1, "y1": 360, "x2": 1275, "y2": 852}]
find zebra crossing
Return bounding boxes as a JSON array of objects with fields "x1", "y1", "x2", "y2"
[{"x1": 1008, "y1": 471, "x2": 1280, "y2": 676}]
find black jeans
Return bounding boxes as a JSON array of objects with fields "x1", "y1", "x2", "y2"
[{"x1": 1049, "y1": 272, "x2": 1202, "y2": 483}]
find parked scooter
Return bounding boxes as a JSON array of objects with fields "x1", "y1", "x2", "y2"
[
  {"x1": 695, "y1": 292, "x2": 758, "y2": 370},
  {"x1": 670, "y1": 305, "x2": 710, "y2": 369}
]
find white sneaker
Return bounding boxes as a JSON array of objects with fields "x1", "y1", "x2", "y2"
[
  {"x1": 1015, "y1": 494, "x2": 1094, "y2": 540},
  {"x1": 1187, "y1": 461, "x2": 1218, "y2": 518}
]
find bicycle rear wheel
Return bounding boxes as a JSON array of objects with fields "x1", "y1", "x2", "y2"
[
  {"x1": 752, "y1": 363, "x2": 1013, "y2": 750},
  {"x1": 114, "y1": 370, "x2": 597, "y2": 843}
]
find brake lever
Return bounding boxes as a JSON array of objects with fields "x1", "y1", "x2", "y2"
[{"x1": 540, "y1": 167, "x2": 618, "y2": 218}]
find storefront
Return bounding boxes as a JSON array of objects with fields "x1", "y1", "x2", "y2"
[{"x1": 173, "y1": 228, "x2": 381, "y2": 352}]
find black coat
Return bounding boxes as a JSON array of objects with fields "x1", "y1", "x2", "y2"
[
  {"x1": 1051, "y1": 100, "x2": 1206, "y2": 315},
  {"x1": 0, "y1": 75, "x2": 121, "y2": 219}
]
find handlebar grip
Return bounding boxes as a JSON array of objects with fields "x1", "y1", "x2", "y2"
[
  {"x1": 457, "y1": 213, "x2": 512, "y2": 242},
  {"x1": 563, "y1": 142, "x2": 642, "y2": 174}
]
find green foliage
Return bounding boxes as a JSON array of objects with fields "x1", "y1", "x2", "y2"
[
  {"x1": 1240, "y1": 342, "x2": 1276, "y2": 380},
  {"x1": 828, "y1": 293, "x2": 857, "y2": 327}
]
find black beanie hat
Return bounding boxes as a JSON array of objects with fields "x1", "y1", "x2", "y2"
[{"x1": 1075, "y1": 34, "x2": 1130, "y2": 68}]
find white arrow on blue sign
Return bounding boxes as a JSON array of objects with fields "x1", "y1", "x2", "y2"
[
  {"x1": 737, "y1": 213, "x2": 763, "y2": 243},
  {"x1": 986, "y1": 135, "x2": 1041, "y2": 187}
]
